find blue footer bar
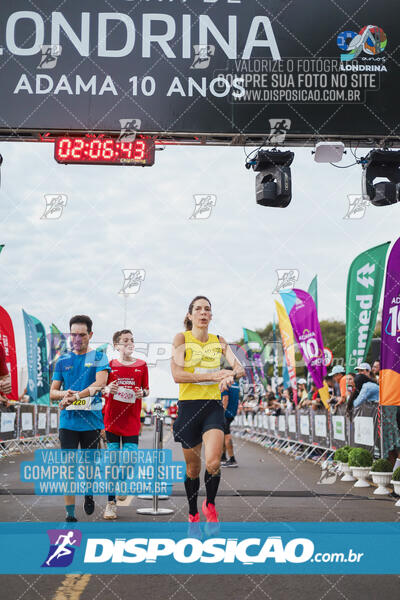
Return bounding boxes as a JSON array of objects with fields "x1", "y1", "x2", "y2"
[{"x1": 1, "y1": 522, "x2": 399, "y2": 574}]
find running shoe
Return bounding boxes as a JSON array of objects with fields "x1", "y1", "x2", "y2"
[
  {"x1": 65, "y1": 515, "x2": 78, "y2": 523},
  {"x1": 224, "y1": 457, "x2": 238, "y2": 468},
  {"x1": 187, "y1": 513, "x2": 201, "y2": 539},
  {"x1": 117, "y1": 495, "x2": 127, "y2": 502},
  {"x1": 188, "y1": 512, "x2": 200, "y2": 523},
  {"x1": 84, "y1": 495, "x2": 95, "y2": 515},
  {"x1": 202, "y1": 500, "x2": 219, "y2": 523},
  {"x1": 103, "y1": 501, "x2": 117, "y2": 520}
]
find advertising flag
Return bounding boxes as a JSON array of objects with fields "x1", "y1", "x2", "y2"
[
  {"x1": 275, "y1": 300, "x2": 298, "y2": 405},
  {"x1": 346, "y1": 242, "x2": 390, "y2": 372},
  {"x1": 0, "y1": 305, "x2": 18, "y2": 400},
  {"x1": 380, "y1": 238, "x2": 400, "y2": 405},
  {"x1": 282, "y1": 353, "x2": 290, "y2": 389},
  {"x1": 49, "y1": 323, "x2": 67, "y2": 377},
  {"x1": 280, "y1": 289, "x2": 330, "y2": 409},
  {"x1": 23, "y1": 310, "x2": 38, "y2": 403},
  {"x1": 30, "y1": 315, "x2": 50, "y2": 405},
  {"x1": 308, "y1": 275, "x2": 318, "y2": 313},
  {"x1": 243, "y1": 328, "x2": 264, "y2": 382}
]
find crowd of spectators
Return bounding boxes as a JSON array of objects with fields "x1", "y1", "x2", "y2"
[{"x1": 237, "y1": 359, "x2": 400, "y2": 462}]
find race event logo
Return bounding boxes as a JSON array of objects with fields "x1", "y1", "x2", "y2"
[
  {"x1": 38, "y1": 45, "x2": 62, "y2": 69},
  {"x1": 337, "y1": 25, "x2": 387, "y2": 61},
  {"x1": 119, "y1": 269, "x2": 146, "y2": 294},
  {"x1": 268, "y1": 119, "x2": 291, "y2": 145},
  {"x1": 273, "y1": 269, "x2": 299, "y2": 293},
  {"x1": 189, "y1": 195, "x2": 217, "y2": 220},
  {"x1": 42, "y1": 529, "x2": 82, "y2": 568},
  {"x1": 118, "y1": 119, "x2": 142, "y2": 142},
  {"x1": 190, "y1": 45, "x2": 215, "y2": 69},
  {"x1": 41, "y1": 194, "x2": 67, "y2": 220}
]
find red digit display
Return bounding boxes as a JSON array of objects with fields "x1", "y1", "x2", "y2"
[{"x1": 54, "y1": 137, "x2": 155, "y2": 166}]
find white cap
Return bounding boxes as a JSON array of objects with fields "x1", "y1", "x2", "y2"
[
  {"x1": 355, "y1": 362, "x2": 371, "y2": 371},
  {"x1": 298, "y1": 378, "x2": 307, "y2": 385}
]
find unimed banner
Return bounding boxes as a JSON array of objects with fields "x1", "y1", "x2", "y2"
[
  {"x1": 0, "y1": 305, "x2": 18, "y2": 400},
  {"x1": 346, "y1": 242, "x2": 389, "y2": 372},
  {"x1": 0, "y1": 1, "x2": 398, "y2": 140},
  {"x1": 380, "y1": 238, "x2": 400, "y2": 405}
]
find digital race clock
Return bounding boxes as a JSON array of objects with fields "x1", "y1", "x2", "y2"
[{"x1": 54, "y1": 137, "x2": 155, "y2": 166}]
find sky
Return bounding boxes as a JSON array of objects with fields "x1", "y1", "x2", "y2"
[{"x1": 0, "y1": 139, "x2": 398, "y2": 396}]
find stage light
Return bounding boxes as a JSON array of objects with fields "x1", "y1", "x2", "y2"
[
  {"x1": 313, "y1": 141, "x2": 345, "y2": 163},
  {"x1": 249, "y1": 149, "x2": 294, "y2": 208},
  {"x1": 361, "y1": 149, "x2": 400, "y2": 206}
]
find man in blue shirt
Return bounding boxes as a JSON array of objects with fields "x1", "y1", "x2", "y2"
[
  {"x1": 50, "y1": 315, "x2": 110, "y2": 522},
  {"x1": 221, "y1": 375, "x2": 240, "y2": 468}
]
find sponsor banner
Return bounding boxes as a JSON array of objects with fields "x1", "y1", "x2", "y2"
[
  {"x1": 22, "y1": 309, "x2": 39, "y2": 403},
  {"x1": 49, "y1": 323, "x2": 67, "y2": 378},
  {"x1": 308, "y1": 275, "x2": 318, "y2": 313},
  {"x1": 332, "y1": 415, "x2": 346, "y2": 442},
  {"x1": 0, "y1": 2, "x2": 397, "y2": 141},
  {"x1": 0, "y1": 522, "x2": 399, "y2": 574},
  {"x1": 30, "y1": 315, "x2": 50, "y2": 404},
  {"x1": 275, "y1": 300, "x2": 297, "y2": 404},
  {"x1": 280, "y1": 290, "x2": 329, "y2": 408},
  {"x1": 380, "y1": 238, "x2": 400, "y2": 405},
  {"x1": 346, "y1": 242, "x2": 389, "y2": 372},
  {"x1": 0, "y1": 408, "x2": 16, "y2": 436},
  {"x1": 0, "y1": 305, "x2": 18, "y2": 400}
]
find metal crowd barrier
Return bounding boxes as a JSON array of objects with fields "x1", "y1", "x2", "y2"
[
  {"x1": 137, "y1": 403, "x2": 174, "y2": 516},
  {"x1": 0, "y1": 403, "x2": 59, "y2": 457},
  {"x1": 232, "y1": 402, "x2": 381, "y2": 461}
]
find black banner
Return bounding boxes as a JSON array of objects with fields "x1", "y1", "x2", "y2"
[{"x1": 0, "y1": 1, "x2": 398, "y2": 143}]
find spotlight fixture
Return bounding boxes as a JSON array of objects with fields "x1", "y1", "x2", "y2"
[
  {"x1": 361, "y1": 149, "x2": 400, "y2": 206},
  {"x1": 313, "y1": 141, "x2": 345, "y2": 163},
  {"x1": 249, "y1": 149, "x2": 294, "y2": 208}
]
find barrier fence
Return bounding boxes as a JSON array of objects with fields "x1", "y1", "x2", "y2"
[
  {"x1": 0, "y1": 403, "x2": 60, "y2": 455},
  {"x1": 233, "y1": 402, "x2": 381, "y2": 460}
]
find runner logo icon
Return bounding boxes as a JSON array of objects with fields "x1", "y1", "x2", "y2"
[{"x1": 42, "y1": 529, "x2": 82, "y2": 568}]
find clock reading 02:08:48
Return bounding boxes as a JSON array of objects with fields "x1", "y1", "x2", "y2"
[{"x1": 54, "y1": 137, "x2": 155, "y2": 166}]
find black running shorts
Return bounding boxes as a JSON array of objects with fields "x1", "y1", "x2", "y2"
[
  {"x1": 173, "y1": 400, "x2": 225, "y2": 449},
  {"x1": 59, "y1": 428, "x2": 101, "y2": 450},
  {"x1": 223, "y1": 416, "x2": 234, "y2": 435}
]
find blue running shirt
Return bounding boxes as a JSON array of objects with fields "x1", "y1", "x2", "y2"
[{"x1": 52, "y1": 349, "x2": 110, "y2": 431}]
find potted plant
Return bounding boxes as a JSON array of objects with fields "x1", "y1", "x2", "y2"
[
  {"x1": 334, "y1": 447, "x2": 355, "y2": 482},
  {"x1": 391, "y1": 467, "x2": 400, "y2": 506},
  {"x1": 370, "y1": 458, "x2": 393, "y2": 495},
  {"x1": 348, "y1": 448, "x2": 373, "y2": 487}
]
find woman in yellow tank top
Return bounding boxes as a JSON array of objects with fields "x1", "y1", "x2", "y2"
[{"x1": 171, "y1": 296, "x2": 245, "y2": 526}]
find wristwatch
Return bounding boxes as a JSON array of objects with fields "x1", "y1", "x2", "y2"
[{"x1": 75, "y1": 392, "x2": 80, "y2": 402}]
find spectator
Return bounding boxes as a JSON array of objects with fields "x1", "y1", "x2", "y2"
[
  {"x1": 347, "y1": 374, "x2": 378, "y2": 418},
  {"x1": 329, "y1": 365, "x2": 346, "y2": 405},
  {"x1": 353, "y1": 375, "x2": 379, "y2": 408},
  {"x1": 371, "y1": 360, "x2": 380, "y2": 381},
  {"x1": 346, "y1": 373, "x2": 356, "y2": 399},
  {"x1": 310, "y1": 383, "x2": 323, "y2": 411},
  {"x1": 355, "y1": 362, "x2": 372, "y2": 378},
  {"x1": 297, "y1": 379, "x2": 309, "y2": 408}
]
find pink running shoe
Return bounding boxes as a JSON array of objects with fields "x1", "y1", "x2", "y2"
[
  {"x1": 188, "y1": 512, "x2": 200, "y2": 523},
  {"x1": 202, "y1": 500, "x2": 219, "y2": 523}
]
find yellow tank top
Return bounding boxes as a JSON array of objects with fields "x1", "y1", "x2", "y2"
[{"x1": 179, "y1": 331, "x2": 222, "y2": 401}]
